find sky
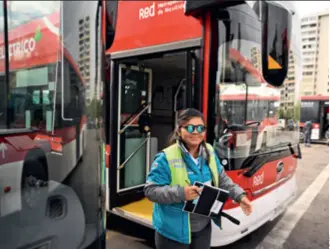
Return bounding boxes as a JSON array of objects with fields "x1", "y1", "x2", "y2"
[{"x1": 294, "y1": 1, "x2": 330, "y2": 17}]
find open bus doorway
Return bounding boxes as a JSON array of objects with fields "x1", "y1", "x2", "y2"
[{"x1": 109, "y1": 49, "x2": 199, "y2": 224}]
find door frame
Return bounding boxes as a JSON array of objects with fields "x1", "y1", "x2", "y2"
[
  {"x1": 116, "y1": 64, "x2": 153, "y2": 193},
  {"x1": 108, "y1": 47, "x2": 202, "y2": 209}
]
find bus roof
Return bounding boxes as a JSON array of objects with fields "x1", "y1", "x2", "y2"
[
  {"x1": 221, "y1": 95, "x2": 280, "y2": 101},
  {"x1": 106, "y1": 1, "x2": 202, "y2": 55},
  {"x1": 220, "y1": 84, "x2": 281, "y2": 101},
  {"x1": 301, "y1": 95, "x2": 329, "y2": 101}
]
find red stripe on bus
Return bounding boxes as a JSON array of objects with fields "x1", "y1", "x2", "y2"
[
  {"x1": 106, "y1": 144, "x2": 111, "y2": 168},
  {"x1": 202, "y1": 13, "x2": 211, "y2": 124}
]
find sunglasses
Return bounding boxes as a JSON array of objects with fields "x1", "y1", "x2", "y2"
[{"x1": 182, "y1": 125, "x2": 206, "y2": 134}]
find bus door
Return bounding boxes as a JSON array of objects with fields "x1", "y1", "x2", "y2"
[
  {"x1": 115, "y1": 64, "x2": 152, "y2": 205},
  {"x1": 111, "y1": 50, "x2": 197, "y2": 211},
  {"x1": 321, "y1": 101, "x2": 329, "y2": 139}
]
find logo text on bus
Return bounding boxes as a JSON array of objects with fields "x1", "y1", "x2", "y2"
[
  {"x1": 139, "y1": 1, "x2": 185, "y2": 20},
  {"x1": 0, "y1": 26, "x2": 42, "y2": 61},
  {"x1": 0, "y1": 37, "x2": 36, "y2": 61}
]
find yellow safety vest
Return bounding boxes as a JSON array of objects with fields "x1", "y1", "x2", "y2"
[{"x1": 163, "y1": 142, "x2": 219, "y2": 188}]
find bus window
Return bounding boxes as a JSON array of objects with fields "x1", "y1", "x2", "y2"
[
  {"x1": 121, "y1": 67, "x2": 145, "y2": 114},
  {"x1": 301, "y1": 101, "x2": 320, "y2": 123}
]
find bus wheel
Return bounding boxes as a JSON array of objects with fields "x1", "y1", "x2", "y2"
[{"x1": 21, "y1": 158, "x2": 48, "y2": 209}]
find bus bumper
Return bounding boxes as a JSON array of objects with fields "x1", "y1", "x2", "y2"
[{"x1": 210, "y1": 175, "x2": 297, "y2": 247}]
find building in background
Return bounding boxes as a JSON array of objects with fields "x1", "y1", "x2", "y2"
[
  {"x1": 300, "y1": 9, "x2": 329, "y2": 96},
  {"x1": 78, "y1": 16, "x2": 92, "y2": 104},
  {"x1": 280, "y1": 51, "x2": 298, "y2": 112},
  {"x1": 250, "y1": 49, "x2": 299, "y2": 114}
]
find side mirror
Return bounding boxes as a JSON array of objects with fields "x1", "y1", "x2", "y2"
[
  {"x1": 254, "y1": 2, "x2": 292, "y2": 87},
  {"x1": 102, "y1": 1, "x2": 118, "y2": 50}
]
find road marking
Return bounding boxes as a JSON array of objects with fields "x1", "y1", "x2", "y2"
[{"x1": 256, "y1": 164, "x2": 329, "y2": 249}]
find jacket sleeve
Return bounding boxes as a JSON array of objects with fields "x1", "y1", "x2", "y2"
[
  {"x1": 215, "y1": 156, "x2": 246, "y2": 203},
  {"x1": 144, "y1": 152, "x2": 186, "y2": 204}
]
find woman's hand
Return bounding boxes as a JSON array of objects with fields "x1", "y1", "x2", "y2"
[
  {"x1": 239, "y1": 196, "x2": 252, "y2": 216},
  {"x1": 184, "y1": 186, "x2": 201, "y2": 200}
]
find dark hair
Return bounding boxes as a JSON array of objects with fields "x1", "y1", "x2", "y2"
[{"x1": 168, "y1": 108, "x2": 210, "y2": 162}]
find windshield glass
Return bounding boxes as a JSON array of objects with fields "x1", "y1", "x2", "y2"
[
  {"x1": 0, "y1": 1, "x2": 61, "y2": 130},
  {"x1": 213, "y1": 6, "x2": 300, "y2": 170}
]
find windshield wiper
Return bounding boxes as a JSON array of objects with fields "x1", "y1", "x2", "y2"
[
  {"x1": 242, "y1": 155, "x2": 270, "y2": 177},
  {"x1": 243, "y1": 143, "x2": 301, "y2": 177},
  {"x1": 288, "y1": 142, "x2": 302, "y2": 159}
]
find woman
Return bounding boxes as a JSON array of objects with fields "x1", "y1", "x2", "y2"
[{"x1": 144, "y1": 108, "x2": 252, "y2": 249}]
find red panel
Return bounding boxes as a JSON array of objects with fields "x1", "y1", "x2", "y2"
[
  {"x1": 301, "y1": 95, "x2": 329, "y2": 101},
  {"x1": 223, "y1": 156, "x2": 298, "y2": 210},
  {"x1": 202, "y1": 13, "x2": 211, "y2": 124},
  {"x1": 106, "y1": 145, "x2": 111, "y2": 168},
  {"x1": 107, "y1": 1, "x2": 202, "y2": 53}
]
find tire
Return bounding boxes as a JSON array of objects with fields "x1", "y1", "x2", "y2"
[{"x1": 21, "y1": 158, "x2": 48, "y2": 209}]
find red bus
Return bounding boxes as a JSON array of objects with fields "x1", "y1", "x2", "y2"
[
  {"x1": 102, "y1": 1, "x2": 302, "y2": 246},
  {"x1": 0, "y1": 2, "x2": 112, "y2": 249},
  {"x1": 217, "y1": 84, "x2": 280, "y2": 156},
  {"x1": 300, "y1": 95, "x2": 329, "y2": 143}
]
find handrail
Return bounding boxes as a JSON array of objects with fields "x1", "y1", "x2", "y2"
[
  {"x1": 119, "y1": 103, "x2": 150, "y2": 134},
  {"x1": 117, "y1": 137, "x2": 149, "y2": 170}
]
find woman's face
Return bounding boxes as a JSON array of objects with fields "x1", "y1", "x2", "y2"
[{"x1": 178, "y1": 117, "x2": 206, "y2": 148}]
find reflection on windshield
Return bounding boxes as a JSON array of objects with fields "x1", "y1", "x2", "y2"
[
  {"x1": 219, "y1": 84, "x2": 279, "y2": 125},
  {"x1": 214, "y1": 18, "x2": 300, "y2": 170}
]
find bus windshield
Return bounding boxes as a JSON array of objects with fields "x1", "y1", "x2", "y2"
[{"x1": 213, "y1": 5, "x2": 300, "y2": 170}]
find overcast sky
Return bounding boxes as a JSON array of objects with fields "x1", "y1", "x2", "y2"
[{"x1": 294, "y1": 1, "x2": 330, "y2": 17}]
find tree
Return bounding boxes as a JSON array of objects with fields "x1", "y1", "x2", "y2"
[
  {"x1": 277, "y1": 107, "x2": 286, "y2": 119},
  {"x1": 294, "y1": 101, "x2": 301, "y2": 121},
  {"x1": 286, "y1": 108, "x2": 294, "y2": 120},
  {"x1": 87, "y1": 98, "x2": 102, "y2": 120}
]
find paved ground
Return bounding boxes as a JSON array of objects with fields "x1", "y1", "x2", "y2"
[{"x1": 106, "y1": 143, "x2": 329, "y2": 249}]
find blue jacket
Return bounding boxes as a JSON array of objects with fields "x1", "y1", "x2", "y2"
[{"x1": 144, "y1": 144, "x2": 245, "y2": 244}]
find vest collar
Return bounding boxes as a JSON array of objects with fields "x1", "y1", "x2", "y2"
[{"x1": 176, "y1": 140, "x2": 205, "y2": 159}]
